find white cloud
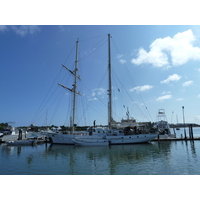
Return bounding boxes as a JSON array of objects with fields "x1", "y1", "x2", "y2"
[
  {"x1": 117, "y1": 54, "x2": 123, "y2": 59},
  {"x1": 82, "y1": 47, "x2": 97, "y2": 58},
  {"x1": 161, "y1": 91, "x2": 171, "y2": 95},
  {"x1": 198, "y1": 94, "x2": 200, "y2": 98},
  {"x1": 195, "y1": 68, "x2": 200, "y2": 72},
  {"x1": 0, "y1": 25, "x2": 8, "y2": 32},
  {"x1": 0, "y1": 25, "x2": 41, "y2": 36},
  {"x1": 92, "y1": 88, "x2": 106, "y2": 96},
  {"x1": 132, "y1": 47, "x2": 169, "y2": 67},
  {"x1": 131, "y1": 29, "x2": 200, "y2": 68},
  {"x1": 119, "y1": 59, "x2": 126, "y2": 64},
  {"x1": 193, "y1": 115, "x2": 200, "y2": 124},
  {"x1": 11, "y1": 25, "x2": 40, "y2": 36},
  {"x1": 161, "y1": 74, "x2": 181, "y2": 84},
  {"x1": 89, "y1": 88, "x2": 106, "y2": 101},
  {"x1": 58, "y1": 25, "x2": 65, "y2": 32},
  {"x1": 130, "y1": 85, "x2": 153, "y2": 92},
  {"x1": 156, "y1": 94, "x2": 172, "y2": 101},
  {"x1": 89, "y1": 97, "x2": 98, "y2": 101},
  {"x1": 117, "y1": 54, "x2": 126, "y2": 64},
  {"x1": 176, "y1": 98, "x2": 183, "y2": 101},
  {"x1": 183, "y1": 80, "x2": 193, "y2": 87}
]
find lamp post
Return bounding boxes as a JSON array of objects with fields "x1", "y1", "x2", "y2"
[{"x1": 182, "y1": 106, "x2": 186, "y2": 139}]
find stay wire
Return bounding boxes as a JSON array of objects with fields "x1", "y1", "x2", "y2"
[
  {"x1": 31, "y1": 67, "x2": 63, "y2": 124},
  {"x1": 111, "y1": 37, "x2": 153, "y2": 122},
  {"x1": 79, "y1": 34, "x2": 107, "y2": 42},
  {"x1": 31, "y1": 44, "x2": 76, "y2": 125},
  {"x1": 79, "y1": 36, "x2": 107, "y2": 62}
]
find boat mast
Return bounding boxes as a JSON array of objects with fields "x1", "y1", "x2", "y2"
[
  {"x1": 108, "y1": 34, "x2": 113, "y2": 128},
  {"x1": 72, "y1": 40, "x2": 79, "y2": 133},
  {"x1": 58, "y1": 39, "x2": 80, "y2": 134}
]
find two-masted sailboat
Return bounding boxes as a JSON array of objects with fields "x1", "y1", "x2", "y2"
[{"x1": 47, "y1": 34, "x2": 158, "y2": 146}]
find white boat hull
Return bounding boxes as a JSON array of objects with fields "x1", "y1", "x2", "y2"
[
  {"x1": 106, "y1": 133, "x2": 158, "y2": 144},
  {"x1": 73, "y1": 138, "x2": 109, "y2": 146},
  {"x1": 47, "y1": 132, "x2": 158, "y2": 145},
  {"x1": 47, "y1": 133, "x2": 75, "y2": 144}
]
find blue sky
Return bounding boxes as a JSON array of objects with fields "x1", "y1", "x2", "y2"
[{"x1": 1, "y1": 25, "x2": 200, "y2": 127}]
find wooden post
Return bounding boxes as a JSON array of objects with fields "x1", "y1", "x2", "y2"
[
  {"x1": 173, "y1": 126, "x2": 176, "y2": 138},
  {"x1": 182, "y1": 106, "x2": 187, "y2": 140},
  {"x1": 188, "y1": 125, "x2": 191, "y2": 140},
  {"x1": 191, "y1": 124, "x2": 194, "y2": 140},
  {"x1": 188, "y1": 124, "x2": 194, "y2": 140}
]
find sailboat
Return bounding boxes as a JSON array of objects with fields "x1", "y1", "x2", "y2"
[{"x1": 47, "y1": 34, "x2": 158, "y2": 145}]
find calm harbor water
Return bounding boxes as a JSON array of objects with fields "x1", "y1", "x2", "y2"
[{"x1": 1, "y1": 127, "x2": 200, "y2": 175}]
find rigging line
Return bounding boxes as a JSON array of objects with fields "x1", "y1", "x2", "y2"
[
  {"x1": 112, "y1": 69, "x2": 150, "y2": 121},
  {"x1": 35, "y1": 86, "x2": 64, "y2": 124},
  {"x1": 73, "y1": 85, "x2": 107, "y2": 126},
  {"x1": 31, "y1": 44, "x2": 76, "y2": 124},
  {"x1": 31, "y1": 67, "x2": 63, "y2": 124},
  {"x1": 82, "y1": 100, "x2": 107, "y2": 120},
  {"x1": 48, "y1": 88, "x2": 65, "y2": 126},
  {"x1": 111, "y1": 70, "x2": 131, "y2": 120},
  {"x1": 111, "y1": 37, "x2": 153, "y2": 121},
  {"x1": 64, "y1": 92, "x2": 73, "y2": 126},
  {"x1": 33, "y1": 83, "x2": 61, "y2": 123},
  {"x1": 79, "y1": 36, "x2": 107, "y2": 62},
  {"x1": 112, "y1": 72, "x2": 127, "y2": 119},
  {"x1": 77, "y1": 80, "x2": 108, "y2": 122},
  {"x1": 79, "y1": 68, "x2": 108, "y2": 108},
  {"x1": 124, "y1": 65, "x2": 153, "y2": 122},
  {"x1": 63, "y1": 44, "x2": 75, "y2": 65},
  {"x1": 79, "y1": 34, "x2": 107, "y2": 42},
  {"x1": 33, "y1": 65, "x2": 73, "y2": 124},
  {"x1": 83, "y1": 87, "x2": 108, "y2": 118},
  {"x1": 33, "y1": 110, "x2": 47, "y2": 124},
  {"x1": 64, "y1": 93, "x2": 72, "y2": 126}
]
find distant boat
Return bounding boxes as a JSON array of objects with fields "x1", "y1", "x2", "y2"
[
  {"x1": 154, "y1": 109, "x2": 175, "y2": 138},
  {"x1": 47, "y1": 34, "x2": 158, "y2": 145},
  {"x1": 117, "y1": 107, "x2": 138, "y2": 128},
  {"x1": 5, "y1": 139, "x2": 36, "y2": 146},
  {"x1": 0, "y1": 124, "x2": 17, "y2": 136}
]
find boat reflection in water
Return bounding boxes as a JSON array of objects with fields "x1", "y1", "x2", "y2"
[
  {"x1": 44, "y1": 143, "x2": 163, "y2": 175},
  {"x1": 1, "y1": 139, "x2": 200, "y2": 175}
]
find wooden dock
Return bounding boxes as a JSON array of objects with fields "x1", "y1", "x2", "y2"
[{"x1": 153, "y1": 137, "x2": 200, "y2": 142}]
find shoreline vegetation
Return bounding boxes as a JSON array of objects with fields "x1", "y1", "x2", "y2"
[{"x1": 1, "y1": 122, "x2": 200, "y2": 133}]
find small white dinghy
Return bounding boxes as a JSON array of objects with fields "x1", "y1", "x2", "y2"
[
  {"x1": 5, "y1": 139, "x2": 36, "y2": 146},
  {"x1": 73, "y1": 138, "x2": 109, "y2": 146}
]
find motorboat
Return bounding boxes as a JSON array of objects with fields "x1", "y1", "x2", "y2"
[
  {"x1": 154, "y1": 109, "x2": 175, "y2": 138},
  {"x1": 5, "y1": 139, "x2": 37, "y2": 146}
]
